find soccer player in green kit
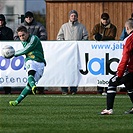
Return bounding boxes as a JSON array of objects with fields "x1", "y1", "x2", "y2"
[{"x1": 9, "y1": 26, "x2": 46, "y2": 106}]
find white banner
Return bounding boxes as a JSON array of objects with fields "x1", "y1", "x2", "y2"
[
  {"x1": 0, "y1": 41, "x2": 123, "y2": 87},
  {"x1": 77, "y1": 41, "x2": 123, "y2": 87}
]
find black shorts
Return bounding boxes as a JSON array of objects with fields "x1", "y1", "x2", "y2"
[{"x1": 109, "y1": 71, "x2": 133, "y2": 91}]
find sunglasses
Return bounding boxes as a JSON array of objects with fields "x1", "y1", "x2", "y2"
[{"x1": 25, "y1": 16, "x2": 32, "y2": 18}]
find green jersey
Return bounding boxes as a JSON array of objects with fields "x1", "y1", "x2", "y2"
[{"x1": 15, "y1": 35, "x2": 46, "y2": 65}]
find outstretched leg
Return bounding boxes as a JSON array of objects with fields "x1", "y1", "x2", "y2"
[{"x1": 9, "y1": 84, "x2": 31, "y2": 106}]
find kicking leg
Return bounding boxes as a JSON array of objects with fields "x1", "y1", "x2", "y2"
[{"x1": 9, "y1": 84, "x2": 31, "y2": 106}]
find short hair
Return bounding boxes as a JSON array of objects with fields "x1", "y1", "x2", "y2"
[
  {"x1": 125, "y1": 18, "x2": 133, "y2": 29},
  {"x1": 17, "y1": 26, "x2": 28, "y2": 33}
]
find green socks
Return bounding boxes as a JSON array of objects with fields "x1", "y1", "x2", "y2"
[
  {"x1": 28, "y1": 75, "x2": 36, "y2": 88},
  {"x1": 16, "y1": 85, "x2": 31, "y2": 103},
  {"x1": 9, "y1": 75, "x2": 36, "y2": 105}
]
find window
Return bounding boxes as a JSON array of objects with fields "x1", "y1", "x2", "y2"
[
  {"x1": 6, "y1": 6, "x2": 14, "y2": 14},
  {"x1": 6, "y1": 6, "x2": 14, "y2": 23}
]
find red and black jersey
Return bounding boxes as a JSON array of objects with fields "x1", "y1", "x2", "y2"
[{"x1": 117, "y1": 32, "x2": 133, "y2": 77}]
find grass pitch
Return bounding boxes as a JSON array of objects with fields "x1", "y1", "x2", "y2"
[{"x1": 0, "y1": 94, "x2": 133, "y2": 133}]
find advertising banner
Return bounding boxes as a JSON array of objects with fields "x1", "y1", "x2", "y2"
[
  {"x1": 0, "y1": 41, "x2": 123, "y2": 87},
  {"x1": 77, "y1": 41, "x2": 123, "y2": 87}
]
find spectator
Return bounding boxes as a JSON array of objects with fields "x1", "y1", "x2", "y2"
[
  {"x1": 14, "y1": 11, "x2": 47, "y2": 41},
  {"x1": 91, "y1": 13, "x2": 117, "y2": 41},
  {"x1": 9, "y1": 26, "x2": 46, "y2": 106},
  {"x1": 90, "y1": 13, "x2": 117, "y2": 95},
  {"x1": 120, "y1": 13, "x2": 133, "y2": 40},
  {"x1": 101, "y1": 18, "x2": 133, "y2": 115},
  {"x1": 0, "y1": 14, "x2": 14, "y2": 94},
  {"x1": 14, "y1": 11, "x2": 47, "y2": 94},
  {"x1": 57, "y1": 10, "x2": 88, "y2": 95}
]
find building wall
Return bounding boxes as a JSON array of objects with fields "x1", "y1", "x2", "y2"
[
  {"x1": 0, "y1": 0, "x2": 24, "y2": 31},
  {"x1": 46, "y1": 1, "x2": 133, "y2": 40}
]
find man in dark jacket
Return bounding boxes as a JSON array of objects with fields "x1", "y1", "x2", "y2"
[
  {"x1": 14, "y1": 11, "x2": 47, "y2": 41},
  {"x1": 0, "y1": 14, "x2": 14, "y2": 94},
  {"x1": 0, "y1": 14, "x2": 13, "y2": 40},
  {"x1": 91, "y1": 13, "x2": 117, "y2": 94},
  {"x1": 91, "y1": 13, "x2": 117, "y2": 41}
]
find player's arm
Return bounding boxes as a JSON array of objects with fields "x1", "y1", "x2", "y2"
[
  {"x1": 117, "y1": 40, "x2": 131, "y2": 77},
  {"x1": 15, "y1": 36, "x2": 38, "y2": 56}
]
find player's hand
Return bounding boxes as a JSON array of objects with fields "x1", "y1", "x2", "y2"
[{"x1": 111, "y1": 75, "x2": 121, "y2": 83}]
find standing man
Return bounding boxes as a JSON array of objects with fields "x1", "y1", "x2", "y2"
[
  {"x1": 91, "y1": 13, "x2": 117, "y2": 41},
  {"x1": 0, "y1": 14, "x2": 14, "y2": 94},
  {"x1": 101, "y1": 18, "x2": 133, "y2": 115},
  {"x1": 9, "y1": 26, "x2": 46, "y2": 106},
  {"x1": 0, "y1": 14, "x2": 13, "y2": 40},
  {"x1": 14, "y1": 11, "x2": 47, "y2": 41},
  {"x1": 57, "y1": 10, "x2": 88, "y2": 95},
  {"x1": 90, "y1": 13, "x2": 117, "y2": 94}
]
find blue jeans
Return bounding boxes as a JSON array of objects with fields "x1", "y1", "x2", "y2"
[{"x1": 61, "y1": 87, "x2": 77, "y2": 93}]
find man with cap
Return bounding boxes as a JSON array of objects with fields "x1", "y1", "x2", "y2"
[
  {"x1": 91, "y1": 12, "x2": 117, "y2": 41},
  {"x1": 0, "y1": 14, "x2": 14, "y2": 94},
  {"x1": 90, "y1": 13, "x2": 117, "y2": 95},
  {"x1": 14, "y1": 11, "x2": 47, "y2": 41},
  {"x1": 57, "y1": 10, "x2": 88, "y2": 40},
  {"x1": 0, "y1": 14, "x2": 13, "y2": 40},
  {"x1": 57, "y1": 10, "x2": 88, "y2": 95}
]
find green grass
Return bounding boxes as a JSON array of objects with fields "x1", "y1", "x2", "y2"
[{"x1": 0, "y1": 94, "x2": 133, "y2": 133}]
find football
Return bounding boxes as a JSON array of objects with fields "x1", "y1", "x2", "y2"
[{"x1": 1, "y1": 45, "x2": 15, "y2": 59}]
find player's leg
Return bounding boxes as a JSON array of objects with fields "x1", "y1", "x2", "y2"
[
  {"x1": 27, "y1": 70, "x2": 37, "y2": 94},
  {"x1": 61, "y1": 87, "x2": 68, "y2": 95},
  {"x1": 125, "y1": 89, "x2": 133, "y2": 114},
  {"x1": 9, "y1": 62, "x2": 36, "y2": 105},
  {"x1": 101, "y1": 75, "x2": 120, "y2": 115},
  {"x1": 101, "y1": 71, "x2": 132, "y2": 115},
  {"x1": 9, "y1": 84, "x2": 31, "y2": 106},
  {"x1": 28, "y1": 70, "x2": 36, "y2": 88},
  {"x1": 31, "y1": 61, "x2": 45, "y2": 94},
  {"x1": 25, "y1": 60, "x2": 37, "y2": 94},
  {"x1": 124, "y1": 73, "x2": 133, "y2": 114},
  {"x1": 70, "y1": 86, "x2": 77, "y2": 95}
]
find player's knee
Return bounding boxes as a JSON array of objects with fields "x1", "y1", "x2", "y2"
[
  {"x1": 107, "y1": 86, "x2": 116, "y2": 93},
  {"x1": 127, "y1": 88, "x2": 133, "y2": 93},
  {"x1": 28, "y1": 70, "x2": 36, "y2": 76}
]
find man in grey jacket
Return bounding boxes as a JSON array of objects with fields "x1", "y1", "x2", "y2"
[
  {"x1": 57, "y1": 10, "x2": 88, "y2": 95},
  {"x1": 14, "y1": 11, "x2": 47, "y2": 41}
]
